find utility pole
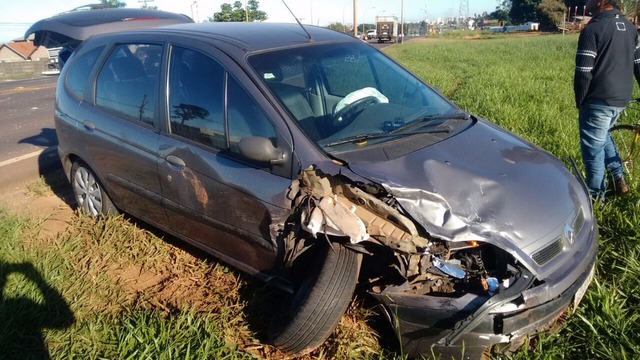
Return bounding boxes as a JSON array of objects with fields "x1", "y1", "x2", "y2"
[
  {"x1": 401, "y1": 0, "x2": 404, "y2": 41},
  {"x1": 353, "y1": 0, "x2": 358, "y2": 37},
  {"x1": 190, "y1": 1, "x2": 199, "y2": 22},
  {"x1": 458, "y1": 0, "x2": 469, "y2": 25}
]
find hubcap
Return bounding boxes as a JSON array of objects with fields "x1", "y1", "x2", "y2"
[{"x1": 73, "y1": 167, "x2": 102, "y2": 216}]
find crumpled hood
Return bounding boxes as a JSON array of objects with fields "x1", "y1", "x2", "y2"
[{"x1": 347, "y1": 119, "x2": 587, "y2": 254}]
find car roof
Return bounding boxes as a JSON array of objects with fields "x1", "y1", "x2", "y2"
[
  {"x1": 130, "y1": 22, "x2": 356, "y2": 53},
  {"x1": 25, "y1": 8, "x2": 193, "y2": 48}
]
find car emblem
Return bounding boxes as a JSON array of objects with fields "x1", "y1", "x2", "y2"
[{"x1": 564, "y1": 223, "x2": 575, "y2": 244}]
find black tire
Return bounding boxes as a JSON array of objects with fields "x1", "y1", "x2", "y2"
[
  {"x1": 271, "y1": 242, "x2": 361, "y2": 356},
  {"x1": 610, "y1": 124, "x2": 640, "y2": 163},
  {"x1": 71, "y1": 161, "x2": 118, "y2": 217}
]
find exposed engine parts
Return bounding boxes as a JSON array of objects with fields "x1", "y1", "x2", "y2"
[{"x1": 284, "y1": 166, "x2": 516, "y2": 297}]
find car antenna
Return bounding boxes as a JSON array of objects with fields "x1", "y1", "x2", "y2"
[{"x1": 281, "y1": 0, "x2": 313, "y2": 41}]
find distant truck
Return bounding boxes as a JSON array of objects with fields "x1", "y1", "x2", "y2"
[{"x1": 376, "y1": 15, "x2": 398, "y2": 43}]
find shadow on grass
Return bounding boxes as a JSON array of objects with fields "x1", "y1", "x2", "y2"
[{"x1": 0, "y1": 261, "x2": 75, "y2": 359}]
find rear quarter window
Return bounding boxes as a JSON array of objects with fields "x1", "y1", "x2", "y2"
[
  {"x1": 95, "y1": 44, "x2": 162, "y2": 125},
  {"x1": 65, "y1": 46, "x2": 104, "y2": 98}
]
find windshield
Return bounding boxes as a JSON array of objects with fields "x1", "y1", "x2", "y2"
[{"x1": 248, "y1": 42, "x2": 458, "y2": 151}]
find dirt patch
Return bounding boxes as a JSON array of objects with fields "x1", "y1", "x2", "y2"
[
  {"x1": 109, "y1": 249, "x2": 245, "y2": 316},
  {"x1": 0, "y1": 184, "x2": 75, "y2": 238}
]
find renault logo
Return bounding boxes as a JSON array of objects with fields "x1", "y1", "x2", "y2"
[{"x1": 564, "y1": 224, "x2": 575, "y2": 244}]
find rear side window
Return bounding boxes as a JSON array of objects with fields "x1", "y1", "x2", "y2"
[
  {"x1": 95, "y1": 44, "x2": 162, "y2": 125},
  {"x1": 65, "y1": 46, "x2": 104, "y2": 98}
]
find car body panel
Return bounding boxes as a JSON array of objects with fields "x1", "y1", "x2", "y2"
[
  {"x1": 345, "y1": 118, "x2": 592, "y2": 279},
  {"x1": 157, "y1": 133, "x2": 290, "y2": 271}
]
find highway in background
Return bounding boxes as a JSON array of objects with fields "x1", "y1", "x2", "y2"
[
  {"x1": 0, "y1": 76, "x2": 57, "y2": 162},
  {"x1": 0, "y1": 76, "x2": 59, "y2": 190}
]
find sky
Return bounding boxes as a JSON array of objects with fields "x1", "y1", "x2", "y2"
[{"x1": 0, "y1": 0, "x2": 501, "y2": 43}]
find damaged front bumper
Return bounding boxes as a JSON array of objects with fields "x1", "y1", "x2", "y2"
[
  {"x1": 284, "y1": 165, "x2": 598, "y2": 358},
  {"x1": 370, "y1": 224, "x2": 598, "y2": 358}
]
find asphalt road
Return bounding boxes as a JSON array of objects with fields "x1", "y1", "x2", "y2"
[{"x1": 0, "y1": 76, "x2": 60, "y2": 191}]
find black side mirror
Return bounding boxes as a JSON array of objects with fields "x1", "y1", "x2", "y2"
[{"x1": 238, "y1": 136, "x2": 285, "y2": 164}]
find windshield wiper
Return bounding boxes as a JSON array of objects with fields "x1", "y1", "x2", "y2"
[
  {"x1": 323, "y1": 126, "x2": 452, "y2": 147},
  {"x1": 391, "y1": 112, "x2": 470, "y2": 134}
]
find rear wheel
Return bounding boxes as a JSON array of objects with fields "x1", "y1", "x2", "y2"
[
  {"x1": 271, "y1": 241, "x2": 361, "y2": 356},
  {"x1": 71, "y1": 161, "x2": 118, "y2": 216}
]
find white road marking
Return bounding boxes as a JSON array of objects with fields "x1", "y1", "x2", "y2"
[{"x1": 0, "y1": 147, "x2": 56, "y2": 168}]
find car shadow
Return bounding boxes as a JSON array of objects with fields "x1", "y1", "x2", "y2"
[
  {"x1": 0, "y1": 261, "x2": 75, "y2": 359},
  {"x1": 18, "y1": 128, "x2": 58, "y2": 148},
  {"x1": 36, "y1": 148, "x2": 75, "y2": 205},
  {"x1": 17, "y1": 127, "x2": 74, "y2": 204}
]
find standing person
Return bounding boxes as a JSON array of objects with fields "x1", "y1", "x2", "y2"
[{"x1": 574, "y1": 0, "x2": 640, "y2": 199}]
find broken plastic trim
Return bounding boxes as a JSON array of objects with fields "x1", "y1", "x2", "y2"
[{"x1": 284, "y1": 166, "x2": 516, "y2": 298}]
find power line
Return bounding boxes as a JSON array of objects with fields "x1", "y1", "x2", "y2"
[{"x1": 458, "y1": 0, "x2": 469, "y2": 19}]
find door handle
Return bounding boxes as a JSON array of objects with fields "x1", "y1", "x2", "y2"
[
  {"x1": 166, "y1": 155, "x2": 186, "y2": 169},
  {"x1": 83, "y1": 120, "x2": 95, "y2": 131}
]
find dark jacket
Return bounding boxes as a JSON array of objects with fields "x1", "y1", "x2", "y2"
[{"x1": 574, "y1": 9, "x2": 640, "y2": 108}]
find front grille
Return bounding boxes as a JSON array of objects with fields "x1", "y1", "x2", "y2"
[{"x1": 532, "y1": 237, "x2": 564, "y2": 266}]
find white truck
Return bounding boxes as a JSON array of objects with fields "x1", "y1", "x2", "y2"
[{"x1": 376, "y1": 15, "x2": 398, "y2": 43}]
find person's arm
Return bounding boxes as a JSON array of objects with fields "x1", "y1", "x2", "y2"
[{"x1": 574, "y1": 28, "x2": 597, "y2": 108}]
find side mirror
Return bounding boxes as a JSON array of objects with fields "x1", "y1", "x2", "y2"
[{"x1": 238, "y1": 136, "x2": 285, "y2": 164}]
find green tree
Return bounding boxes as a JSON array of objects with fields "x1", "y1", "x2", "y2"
[
  {"x1": 210, "y1": 0, "x2": 267, "y2": 22},
  {"x1": 489, "y1": 8, "x2": 511, "y2": 22},
  {"x1": 101, "y1": 0, "x2": 126, "y2": 8},
  {"x1": 537, "y1": 0, "x2": 567, "y2": 29},
  {"x1": 247, "y1": 0, "x2": 267, "y2": 21},
  {"x1": 509, "y1": 0, "x2": 539, "y2": 23},
  {"x1": 327, "y1": 22, "x2": 350, "y2": 33}
]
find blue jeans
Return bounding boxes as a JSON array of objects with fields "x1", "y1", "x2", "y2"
[{"x1": 578, "y1": 100, "x2": 625, "y2": 197}]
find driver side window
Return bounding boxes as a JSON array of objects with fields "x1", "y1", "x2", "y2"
[
  {"x1": 168, "y1": 46, "x2": 277, "y2": 155},
  {"x1": 168, "y1": 46, "x2": 226, "y2": 149}
]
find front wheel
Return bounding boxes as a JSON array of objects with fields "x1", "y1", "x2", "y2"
[
  {"x1": 271, "y1": 242, "x2": 361, "y2": 356},
  {"x1": 71, "y1": 161, "x2": 118, "y2": 216}
]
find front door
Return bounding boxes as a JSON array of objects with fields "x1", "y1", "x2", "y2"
[{"x1": 157, "y1": 45, "x2": 293, "y2": 273}]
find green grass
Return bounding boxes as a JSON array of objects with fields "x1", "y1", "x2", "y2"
[{"x1": 1, "y1": 34, "x2": 640, "y2": 359}]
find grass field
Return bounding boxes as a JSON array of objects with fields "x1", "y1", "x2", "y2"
[{"x1": 1, "y1": 33, "x2": 639, "y2": 359}]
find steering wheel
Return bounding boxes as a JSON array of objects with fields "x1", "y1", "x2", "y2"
[{"x1": 331, "y1": 96, "x2": 381, "y2": 129}]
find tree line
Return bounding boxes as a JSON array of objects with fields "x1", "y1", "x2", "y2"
[{"x1": 487, "y1": 0, "x2": 638, "y2": 30}]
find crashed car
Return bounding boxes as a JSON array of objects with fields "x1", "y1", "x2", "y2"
[{"x1": 27, "y1": 9, "x2": 597, "y2": 358}]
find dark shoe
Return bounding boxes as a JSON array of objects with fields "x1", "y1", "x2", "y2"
[{"x1": 613, "y1": 177, "x2": 630, "y2": 196}]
